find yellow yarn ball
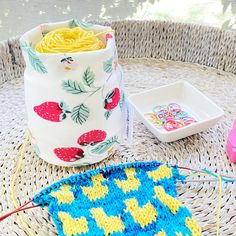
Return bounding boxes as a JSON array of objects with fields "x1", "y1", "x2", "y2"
[{"x1": 35, "y1": 27, "x2": 106, "y2": 53}]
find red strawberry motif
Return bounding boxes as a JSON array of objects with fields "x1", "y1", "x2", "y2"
[
  {"x1": 106, "y1": 33, "x2": 113, "y2": 42},
  {"x1": 104, "y1": 88, "x2": 120, "y2": 110},
  {"x1": 54, "y1": 147, "x2": 84, "y2": 162},
  {"x1": 77, "y1": 130, "x2": 107, "y2": 146},
  {"x1": 33, "y1": 101, "x2": 70, "y2": 122}
]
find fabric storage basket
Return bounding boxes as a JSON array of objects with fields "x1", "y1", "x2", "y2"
[{"x1": 20, "y1": 20, "x2": 125, "y2": 167}]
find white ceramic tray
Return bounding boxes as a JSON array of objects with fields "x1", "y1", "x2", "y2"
[{"x1": 128, "y1": 81, "x2": 224, "y2": 142}]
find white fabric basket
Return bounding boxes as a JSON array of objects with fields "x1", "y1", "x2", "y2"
[{"x1": 20, "y1": 20, "x2": 125, "y2": 167}]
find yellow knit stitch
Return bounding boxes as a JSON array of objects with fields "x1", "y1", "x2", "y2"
[
  {"x1": 185, "y1": 217, "x2": 202, "y2": 236},
  {"x1": 175, "y1": 233, "x2": 183, "y2": 236},
  {"x1": 125, "y1": 198, "x2": 157, "y2": 228},
  {"x1": 147, "y1": 164, "x2": 172, "y2": 182},
  {"x1": 114, "y1": 168, "x2": 141, "y2": 193},
  {"x1": 82, "y1": 174, "x2": 108, "y2": 201},
  {"x1": 58, "y1": 212, "x2": 88, "y2": 236},
  {"x1": 50, "y1": 185, "x2": 74, "y2": 205},
  {"x1": 154, "y1": 186, "x2": 182, "y2": 214},
  {"x1": 90, "y1": 208, "x2": 125, "y2": 235},
  {"x1": 155, "y1": 229, "x2": 167, "y2": 236}
]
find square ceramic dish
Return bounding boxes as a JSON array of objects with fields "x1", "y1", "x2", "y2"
[{"x1": 128, "y1": 81, "x2": 224, "y2": 142}]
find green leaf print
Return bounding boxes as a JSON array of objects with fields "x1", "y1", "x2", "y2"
[
  {"x1": 104, "y1": 110, "x2": 112, "y2": 120},
  {"x1": 69, "y1": 19, "x2": 93, "y2": 28},
  {"x1": 71, "y1": 104, "x2": 90, "y2": 125},
  {"x1": 103, "y1": 58, "x2": 113, "y2": 73},
  {"x1": 83, "y1": 67, "x2": 95, "y2": 87},
  {"x1": 91, "y1": 136, "x2": 119, "y2": 154},
  {"x1": 105, "y1": 90, "x2": 115, "y2": 100},
  {"x1": 119, "y1": 90, "x2": 125, "y2": 109},
  {"x1": 62, "y1": 80, "x2": 87, "y2": 94},
  {"x1": 20, "y1": 40, "x2": 48, "y2": 74}
]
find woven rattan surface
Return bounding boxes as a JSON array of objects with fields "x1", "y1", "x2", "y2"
[{"x1": 0, "y1": 20, "x2": 236, "y2": 236}]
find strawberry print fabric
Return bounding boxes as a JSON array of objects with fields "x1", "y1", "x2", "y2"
[{"x1": 20, "y1": 19, "x2": 125, "y2": 167}]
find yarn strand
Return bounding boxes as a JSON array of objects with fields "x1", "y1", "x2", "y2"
[
  {"x1": 216, "y1": 173, "x2": 222, "y2": 236},
  {"x1": 9, "y1": 132, "x2": 35, "y2": 236},
  {"x1": 187, "y1": 170, "x2": 224, "y2": 236}
]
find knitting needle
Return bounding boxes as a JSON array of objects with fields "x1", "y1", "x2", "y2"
[
  {"x1": 177, "y1": 166, "x2": 235, "y2": 180},
  {"x1": 178, "y1": 178, "x2": 236, "y2": 183}
]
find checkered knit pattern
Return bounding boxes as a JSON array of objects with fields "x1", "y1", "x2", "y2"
[{"x1": 33, "y1": 162, "x2": 201, "y2": 236}]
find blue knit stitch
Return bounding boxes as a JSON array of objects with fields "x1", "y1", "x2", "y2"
[{"x1": 33, "y1": 161, "x2": 201, "y2": 236}]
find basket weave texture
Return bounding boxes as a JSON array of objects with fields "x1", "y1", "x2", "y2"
[{"x1": 0, "y1": 20, "x2": 235, "y2": 236}]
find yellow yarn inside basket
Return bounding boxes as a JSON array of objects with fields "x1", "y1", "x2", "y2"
[{"x1": 35, "y1": 27, "x2": 107, "y2": 53}]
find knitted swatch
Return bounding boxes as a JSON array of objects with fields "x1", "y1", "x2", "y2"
[{"x1": 33, "y1": 161, "x2": 201, "y2": 236}]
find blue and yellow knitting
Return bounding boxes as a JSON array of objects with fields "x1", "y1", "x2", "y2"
[{"x1": 33, "y1": 161, "x2": 202, "y2": 236}]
